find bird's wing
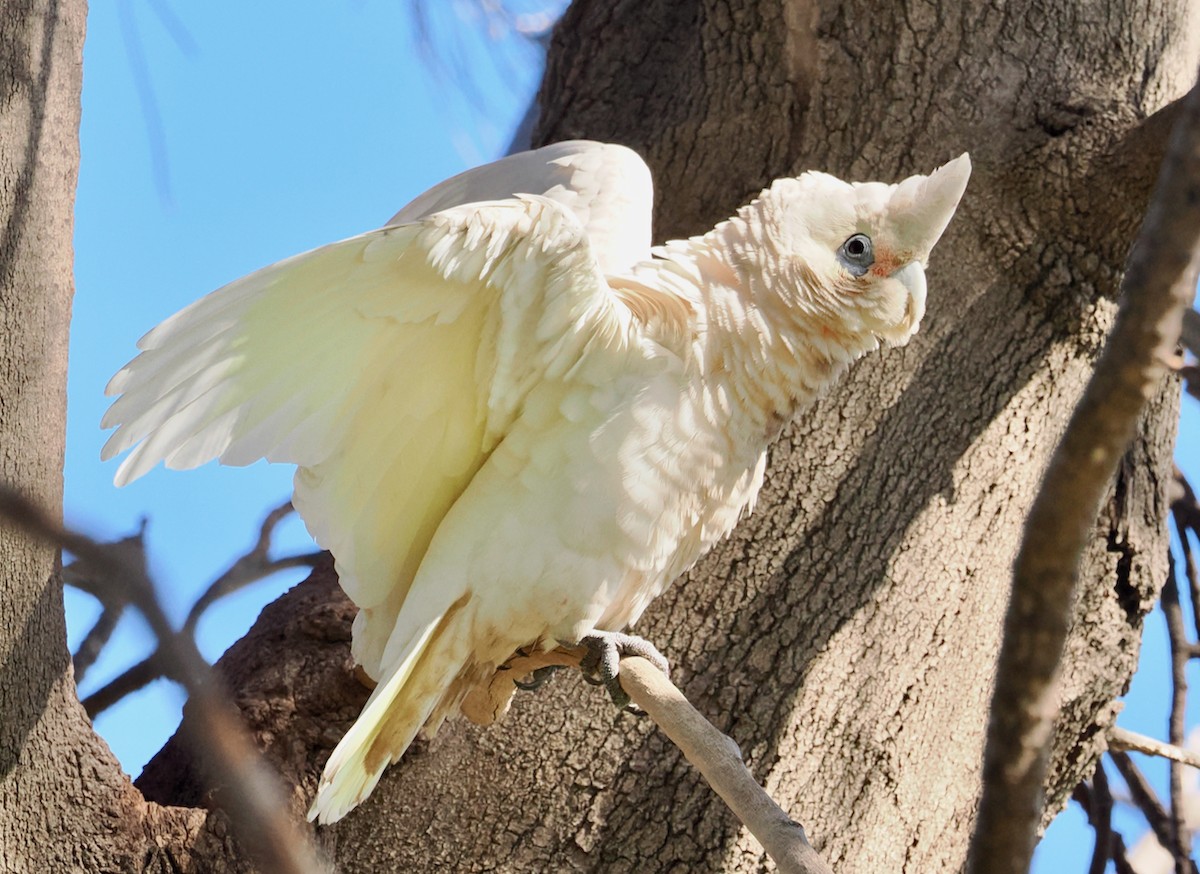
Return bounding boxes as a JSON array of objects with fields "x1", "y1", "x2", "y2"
[
  {"x1": 102, "y1": 196, "x2": 628, "y2": 667},
  {"x1": 387, "y1": 140, "x2": 653, "y2": 275}
]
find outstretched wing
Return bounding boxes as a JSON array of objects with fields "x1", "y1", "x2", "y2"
[
  {"x1": 102, "y1": 195, "x2": 631, "y2": 676},
  {"x1": 387, "y1": 140, "x2": 653, "y2": 275}
]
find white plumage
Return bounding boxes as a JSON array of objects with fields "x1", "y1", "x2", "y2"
[{"x1": 102, "y1": 141, "x2": 970, "y2": 824}]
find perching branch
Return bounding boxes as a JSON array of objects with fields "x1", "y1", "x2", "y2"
[
  {"x1": 616, "y1": 657, "x2": 834, "y2": 874},
  {"x1": 475, "y1": 647, "x2": 833, "y2": 874},
  {"x1": 967, "y1": 73, "x2": 1200, "y2": 874},
  {"x1": 0, "y1": 485, "x2": 329, "y2": 874}
]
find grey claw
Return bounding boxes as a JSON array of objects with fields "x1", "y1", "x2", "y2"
[
  {"x1": 514, "y1": 665, "x2": 561, "y2": 691},
  {"x1": 606, "y1": 679, "x2": 632, "y2": 710}
]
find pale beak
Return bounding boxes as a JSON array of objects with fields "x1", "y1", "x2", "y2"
[
  {"x1": 889, "y1": 153, "x2": 972, "y2": 260},
  {"x1": 892, "y1": 261, "x2": 927, "y2": 335}
]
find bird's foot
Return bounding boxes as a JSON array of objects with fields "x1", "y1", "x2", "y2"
[{"x1": 575, "y1": 631, "x2": 670, "y2": 711}]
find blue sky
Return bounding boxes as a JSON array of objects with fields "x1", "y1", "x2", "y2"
[{"x1": 65, "y1": 3, "x2": 1193, "y2": 869}]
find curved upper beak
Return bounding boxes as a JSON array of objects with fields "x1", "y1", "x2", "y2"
[
  {"x1": 891, "y1": 260, "x2": 927, "y2": 338},
  {"x1": 873, "y1": 155, "x2": 968, "y2": 346},
  {"x1": 889, "y1": 153, "x2": 972, "y2": 261}
]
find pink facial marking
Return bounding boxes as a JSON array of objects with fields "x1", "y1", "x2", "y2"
[{"x1": 869, "y1": 249, "x2": 899, "y2": 277}]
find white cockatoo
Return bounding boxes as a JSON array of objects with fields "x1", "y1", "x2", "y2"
[{"x1": 101, "y1": 140, "x2": 970, "y2": 824}]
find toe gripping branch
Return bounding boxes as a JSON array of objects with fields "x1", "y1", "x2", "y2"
[
  {"x1": 502, "y1": 631, "x2": 671, "y2": 713},
  {"x1": 577, "y1": 631, "x2": 671, "y2": 711}
]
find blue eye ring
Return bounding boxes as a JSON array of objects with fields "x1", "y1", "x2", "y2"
[{"x1": 838, "y1": 233, "x2": 874, "y2": 276}]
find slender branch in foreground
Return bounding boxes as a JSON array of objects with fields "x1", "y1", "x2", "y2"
[
  {"x1": 480, "y1": 648, "x2": 832, "y2": 874},
  {"x1": 61, "y1": 521, "x2": 147, "y2": 600},
  {"x1": 80, "y1": 652, "x2": 162, "y2": 717},
  {"x1": 616, "y1": 657, "x2": 835, "y2": 874},
  {"x1": 69, "y1": 501, "x2": 323, "y2": 718},
  {"x1": 1087, "y1": 763, "x2": 1114, "y2": 874},
  {"x1": 62, "y1": 524, "x2": 146, "y2": 681},
  {"x1": 966, "y1": 74, "x2": 1200, "y2": 874},
  {"x1": 1160, "y1": 555, "x2": 1197, "y2": 871},
  {"x1": 1109, "y1": 726, "x2": 1200, "y2": 770},
  {"x1": 71, "y1": 600, "x2": 125, "y2": 683},
  {"x1": 1085, "y1": 764, "x2": 1115, "y2": 874},
  {"x1": 1170, "y1": 468, "x2": 1200, "y2": 641},
  {"x1": 0, "y1": 485, "x2": 329, "y2": 874},
  {"x1": 1110, "y1": 750, "x2": 1177, "y2": 854},
  {"x1": 1073, "y1": 770, "x2": 1137, "y2": 874}
]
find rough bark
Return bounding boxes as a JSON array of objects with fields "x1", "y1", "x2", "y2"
[{"x1": 4, "y1": 0, "x2": 1195, "y2": 871}]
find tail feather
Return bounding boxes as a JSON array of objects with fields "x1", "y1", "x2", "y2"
[{"x1": 308, "y1": 596, "x2": 471, "y2": 824}]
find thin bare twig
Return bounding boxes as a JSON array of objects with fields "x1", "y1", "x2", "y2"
[
  {"x1": 1171, "y1": 469, "x2": 1200, "y2": 642},
  {"x1": 1161, "y1": 554, "x2": 1197, "y2": 873},
  {"x1": 72, "y1": 501, "x2": 322, "y2": 718},
  {"x1": 0, "y1": 485, "x2": 328, "y2": 874},
  {"x1": 63, "y1": 523, "x2": 146, "y2": 682},
  {"x1": 183, "y1": 500, "x2": 322, "y2": 635},
  {"x1": 1089, "y1": 763, "x2": 1114, "y2": 874},
  {"x1": 1112, "y1": 838, "x2": 1138, "y2": 874},
  {"x1": 60, "y1": 520, "x2": 147, "y2": 601},
  {"x1": 80, "y1": 653, "x2": 161, "y2": 718},
  {"x1": 967, "y1": 74, "x2": 1200, "y2": 874},
  {"x1": 1110, "y1": 726, "x2": 1200, "y2": 770},
  {"x1": 1111, "y1": 750, "x2": 1177, "y2": 854},
  {"x1": 1074, "y1": 769, "x2": 1137, "y2": 874},
  {"x1": 71, "y1": 603, "x2": 124, "y2": 683}
]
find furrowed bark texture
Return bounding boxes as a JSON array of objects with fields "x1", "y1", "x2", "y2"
[{"x1": 139, "y1": 1, "x2": 1194, "y2": 872}]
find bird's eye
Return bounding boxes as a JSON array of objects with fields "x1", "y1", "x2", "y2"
[{"x1": 838, "y1": 233, "x2": 874, "y2": 277}]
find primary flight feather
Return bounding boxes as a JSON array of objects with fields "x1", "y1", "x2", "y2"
[{"x1": 102, "y1": 140, "x2": 970, "y2": 824}]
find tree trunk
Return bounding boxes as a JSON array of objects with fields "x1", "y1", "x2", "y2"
[
  {"x1": 296, "y1": 0, "x2": 1186, "y2": 868},
  {"x1": 3, "y1": 0, "x2": 1194, "y2": 871},
  {"x1": 0, "y1": 4, "x2": 215, "y2": 872},
  {"x1": 0, "y1": 0, "x2": 130, "y2": 868}
]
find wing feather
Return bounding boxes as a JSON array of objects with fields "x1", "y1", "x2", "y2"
[
  {"x1": 103, "y1": 193, "x2": 633, "y2": 678},
  {"x1": 386, "y1": 140, "x2": 652, "y2": 276}
]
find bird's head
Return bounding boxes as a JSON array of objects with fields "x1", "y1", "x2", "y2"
[{"x1": 741, "y1": 153, "x2": 971, "y2": 349}]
